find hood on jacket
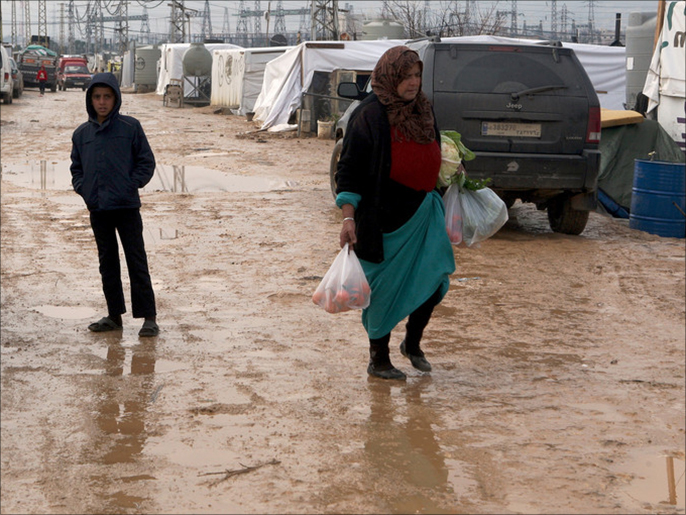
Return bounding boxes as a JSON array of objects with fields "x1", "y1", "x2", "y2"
[{"x1": 86, "y1": 72, "x2": 121, "y2": 122}]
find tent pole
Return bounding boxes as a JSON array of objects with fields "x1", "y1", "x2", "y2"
[{"x1": 653, "y1": 0, "x2": 666, "y2": 50}]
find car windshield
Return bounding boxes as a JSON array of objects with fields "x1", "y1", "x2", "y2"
[{"x1": 66, "y1": 65, "x2": 89, "y2": 74}]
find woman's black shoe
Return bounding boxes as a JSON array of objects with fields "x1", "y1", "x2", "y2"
[
  {"x1": 367, "y1": 361, "x2": 407, "y2": 380},
  {"x1": 400, "y1": 340, "x2": 432, "y2": 372}
]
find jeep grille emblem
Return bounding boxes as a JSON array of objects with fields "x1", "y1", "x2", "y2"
[{"x1": 506, "y1": 102, "x2": 522, "y2": 111}]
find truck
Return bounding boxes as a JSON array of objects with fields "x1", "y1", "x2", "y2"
[
  {"x1": 57, "y1": 55, "x2": 92, "y2": 91},
  {"x1": 16, "y1": 44, "x2": 58, "y2": 93}
]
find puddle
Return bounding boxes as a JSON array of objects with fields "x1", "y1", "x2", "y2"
[
  {"x1": 1, "y1": 161, "x2": 290, "y2": 193},
  {"x1": 617, "y1": 448, "x2": 685, "y2": 509},
  {"x1": 33, "y1": 305, "x2": 97, "y2": 320}
]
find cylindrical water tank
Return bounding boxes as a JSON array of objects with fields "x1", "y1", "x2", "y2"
[
  {"x1": 182, "y1": 43, "x2": 213, "y2": 77},
  {"x1": 626, "y1": 11, "x2": 657, "y2": 110},
  {"x1": 361, "y1": 19, "x2": 405, "y2": 41},
  {"x1": 134, "y1": 45, "x2": 161, "y2": 87}
]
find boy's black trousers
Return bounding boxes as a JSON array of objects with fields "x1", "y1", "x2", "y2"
[{"x1": 89, "y1": 208, "x2": 156, "y2": 319}]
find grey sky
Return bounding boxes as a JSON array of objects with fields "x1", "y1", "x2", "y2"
[{"x1": 1, "y1": 1, "x2": 660, "y2": 43}]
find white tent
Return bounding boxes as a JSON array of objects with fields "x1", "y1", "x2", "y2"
[
  {"x1": 253, "y1": 39, "x2": 406, "y2": 129},
  {"x1": 210, "y1": 46, "x2": 292, "y2": 115},
  {"x1": 560, "y1": 41, "x2": 627, "y2": 111},
  {"x1": 253, "y1": 36, "x2": 626, "y2": 131},
  {"x1": 156, "y1": 42, "x2": 242, "y2": 97},
  {"x1": 643, "y1": 1, "x2": 685, "y2": 151}
]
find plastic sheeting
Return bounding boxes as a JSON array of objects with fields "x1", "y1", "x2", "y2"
[
  {"x1": 156, "y1": 42, "x2": 241, "y2": 97},
  {"x1": 643, "y1": 1, "x2": 686, "y2": 151},
  {"x1": 210, "y1": 46, "x2": 292, "y2": 115},
  {"x1": 253, "y1": 35, "x2": 627, "y2": 131},
  {"x1": 253, "y1": 39, "x2": 405, "y2": 129},
  {"x1": 598, "y1": 118, "x2": 685, "y2": 211}
]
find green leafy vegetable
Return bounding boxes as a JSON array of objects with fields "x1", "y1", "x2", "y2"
[{"x1": 437, "y1": 131, "x2": 490, "y2": 190}]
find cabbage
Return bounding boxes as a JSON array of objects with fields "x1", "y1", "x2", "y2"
[{"x1": 437, "y1": 131, "x2": 475, "y2": 188}]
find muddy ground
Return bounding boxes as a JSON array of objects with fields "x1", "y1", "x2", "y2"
[{"x1": 1, "y1": 87, "x2": 684, "y2": 515}]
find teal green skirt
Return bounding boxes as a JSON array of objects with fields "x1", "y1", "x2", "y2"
[{"x1": 360, "y1": 190, "x2": 456, "y2": 339}]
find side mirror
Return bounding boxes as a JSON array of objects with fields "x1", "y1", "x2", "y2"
[{"x1": 337, "y1": 82, "x2": 369, "y2": 101}]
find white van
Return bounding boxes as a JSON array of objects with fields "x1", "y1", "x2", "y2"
[{"x1": 1, "y1": 45, "x2": 14, "y2": 104}]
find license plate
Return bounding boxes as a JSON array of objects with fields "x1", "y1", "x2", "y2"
[
  {"x1": 481, "y1": 122, "x2": 541, "y2": 137},
  {"x1": 74, "y1": 82, "x2": 84, "y2": 85}
]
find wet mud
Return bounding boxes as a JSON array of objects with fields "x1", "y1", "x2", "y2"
[{"x1": 1, "y1": 89, "x2": 684, "y2": 514}]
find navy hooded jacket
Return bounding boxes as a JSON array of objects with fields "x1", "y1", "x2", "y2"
[{"x1": 70, "y1": 72, "x2": 156, "y2": 212}]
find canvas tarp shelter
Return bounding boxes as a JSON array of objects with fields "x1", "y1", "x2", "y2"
[
  {"x1": 598, "y1": 118, "x2": 685, "y2": 213},
  {"x1": 253, "y1": 39, "x2": 406, "y2": 129},
  {"x1": 254, "y1": 35, "x2": 627, "y2": 131},
  {"x1": 156, "y1": 43, "x2": 241, "y2": 97},
  {"x1": 210, "y1": 46, "x2": 292, "y2": 115},
  {"x1": 642, "y1": 0, "x2": 686, "y2": 152}
]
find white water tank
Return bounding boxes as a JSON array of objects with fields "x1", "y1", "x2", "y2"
[
  {"x1": 626, "y1": 11, "x2": 657, "y2": 110},
  {"x1": 182, "y1": 43, "x2": 212, "y2": 77},
  {"x1": 361, "y1": 19, "x2": 405, "y2": 40}
]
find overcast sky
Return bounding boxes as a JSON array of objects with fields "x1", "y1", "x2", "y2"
[{"x1": 1, "y1": 0, "x2": 661, "y2": 43}]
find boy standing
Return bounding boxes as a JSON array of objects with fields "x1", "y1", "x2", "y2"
[{"x1": 70, "y1": 72, "x2": 159, "y2": 337}]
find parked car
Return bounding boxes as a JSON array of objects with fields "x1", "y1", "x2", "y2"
[
  {"x1": 330, "y1": 37, "x2": 602, "y2": 235},
  {"x1": 9, "y1": 57, "x2": 24, "y2": 98},
  {"x1": 57, "y1": 56, "x2": 92, "y2": 91},
  {"x1": 0, "y1": 45, "x2": 14, "y2": 104}
]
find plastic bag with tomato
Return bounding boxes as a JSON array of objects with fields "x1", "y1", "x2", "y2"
[
  {"x1": 443, "y1": 183, "x2": 463, "y2": 245},
  {"x1": 312, "y1": 243, "x2": 371, "y2": 313}
]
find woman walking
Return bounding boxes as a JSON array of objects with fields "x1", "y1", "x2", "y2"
[{"x1": 334, "y1": 46, "x2": 456, "y2": 381}]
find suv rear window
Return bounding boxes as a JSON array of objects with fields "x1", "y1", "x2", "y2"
[{"x1": 434, "y1": 45, "x2": 586, "y2": 96}]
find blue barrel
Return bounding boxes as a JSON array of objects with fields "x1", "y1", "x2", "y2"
[{"x1": 630, "y1": 159, "x2": 686, "y2": 238}]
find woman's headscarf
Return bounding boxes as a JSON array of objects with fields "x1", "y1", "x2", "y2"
[{"x1": 371, "y1": 46, "x2": 436, "y2": 144}]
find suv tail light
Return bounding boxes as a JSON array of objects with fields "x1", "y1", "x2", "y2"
[
  {"x1": 3, "y1": 72, "x2": 8, "y2": 81},
  {"x1": 586, "y1": 106, "x2": 601, "y2": 143}
]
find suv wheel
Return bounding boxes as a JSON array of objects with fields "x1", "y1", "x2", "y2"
[
  {"x1": 547, "y1": 196, "x2": 589, "y2": 235},
  {"x1": 329, "y1": 139, "x2": 343, "y2": 199}
]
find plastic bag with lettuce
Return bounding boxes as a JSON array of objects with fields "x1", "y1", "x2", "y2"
[
  {"x1": 438, "y1": 131, "x2": 508, "y2": 246},
  {"x1": 437, "y1": 130, "x2": 475, "y2": 188}
]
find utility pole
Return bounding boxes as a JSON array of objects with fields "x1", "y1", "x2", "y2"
[
  {"x1": 311, "y1": 0, "x2": 339, "y2": 41},
  {"x1": 201, "y1": 0, "x2": 213, "y2": 40},
  {"x1": 11, "y1": 0, "x2": 18, "y2": 48},
  {"x1": 510, "y1": 0, "x2": 518, "y2": 36},
  {"x1": 116, "y1": 0, "x2": 129, "y2": 54},
  {"x1": 253, "y1": 1, "x2": 262, "y2": 40},
  {"x1": 550, "y1": 0, "x2": 558, "y2": 39},
  {"x1": 67, "y1": 0, "x2": 75, "y2": 54},
  {"x1": 170, "y1": 0, "x2": 186, "y2": 43},
  {"x1": 60, "y1": 3, "x2": 65, "y2": 53},
  {"x1": 237, "y1": 0, "x2": 249, "y2": 46},
  {"x1": 24, "y1": 0, "x2": 31, "y2": 47},
  {"x1": 222, "y1": 6, "x2": 231, "y2": 36},
  {"x1": 274, "y1": 0, "x2": 287, "y2": 35},
  {"x1": 141, "y1": 7, "x2": 151, "y2": 44},
  {"x1": 37, "y1": 0, "x2": 48, "y2": 47},
  {"x1": 586, "y1": 0, "x2": 596, "y2": 43}
]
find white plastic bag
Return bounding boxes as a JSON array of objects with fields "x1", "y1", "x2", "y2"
[
  {"x1": 443, "y1": 184, "x2": 463, "y2": 245},
  {"x1": 312, "y1": 243, "x2": 371, "y2": 313},
  {"x1": 459, "y1": 187, "x2": 509, "y2": 246}
]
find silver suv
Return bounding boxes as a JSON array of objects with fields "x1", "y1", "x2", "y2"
[{"x1": 331, "y1": 37, "x2": 602, "y2": 235}]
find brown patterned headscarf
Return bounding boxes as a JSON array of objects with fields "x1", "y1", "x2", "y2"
[{"x1": 371, "y1": 46, "x2": 436, "y2": 144}]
